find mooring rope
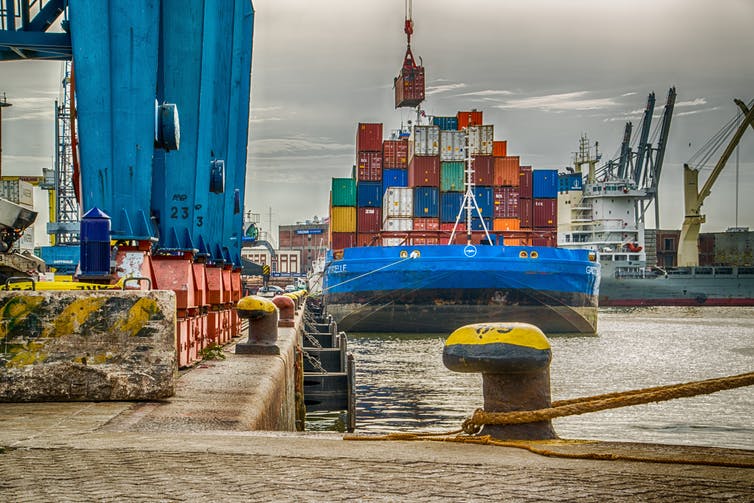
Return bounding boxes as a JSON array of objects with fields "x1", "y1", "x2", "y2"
[{"x1": 343, "y1": 371, "x2": 754, "y2": 467}]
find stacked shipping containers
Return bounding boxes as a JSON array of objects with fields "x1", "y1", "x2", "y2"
[
  {"x1": 355, "y1": 123, "x2": 383, "y2": 247},
  {"x1": 327, "y1": 111, "x2": 559, "y2": 250}
]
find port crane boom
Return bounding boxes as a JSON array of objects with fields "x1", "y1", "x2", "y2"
[{"x1": 677, "y1": 99, "x2": 754, "y2": 266}]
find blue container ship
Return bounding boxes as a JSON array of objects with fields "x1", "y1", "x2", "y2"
[{"x1": 323, "y1": 241, "x2": 600, "y2": 335}]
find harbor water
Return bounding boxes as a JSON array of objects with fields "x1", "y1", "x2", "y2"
[{"x1": 310, "y1": 307, "x2": 754, "y2": 450}]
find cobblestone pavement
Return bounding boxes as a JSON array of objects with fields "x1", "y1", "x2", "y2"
[{"x1": 1, "y1": 424, "x2": 752, "y2": 502}]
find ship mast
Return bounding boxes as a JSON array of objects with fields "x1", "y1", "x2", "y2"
[{"x1": 447, "y1": 128, "x2": 493, "y2": 246}]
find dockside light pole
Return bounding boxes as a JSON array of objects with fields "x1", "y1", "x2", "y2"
[{"x1": 0, "y1": 93, "x2": 12, "y2": 179}]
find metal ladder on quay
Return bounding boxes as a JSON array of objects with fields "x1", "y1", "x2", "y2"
[{"x1": 301, "y1": 301, "x2": 355, "y2": 432}]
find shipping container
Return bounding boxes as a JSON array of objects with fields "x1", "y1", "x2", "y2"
[
  {"x1": 432, "y1": 116, "x2": 458, "y2": 131},
  {"x1": 383, "y1": 217, "x2": 413, "y2": 232},
  {"x1": 532, "y1": 169, "x2": 558, "y2": 199},
  {"x1": 357, "y1": 151, "x2": 383, "y2": 182},
  {"x1": 439, "y1": 130, "x2": 466, "y2": 162},
  {"x1": 395, "y1": 65, "x2": 425, "y2": 108},
  {"x1": 440, "y1": 221, "x2": 466, "y2": 232},
  {"x1": 357, "y1": 232, "x2": 380, "y2": 247},
  {"x1": 440, "y1": 161, "x2": 465, "y2": 192},
  {"x1": 331, "y1": 231, "x2": 356, "y2": 249},
  {"x1": 449, "y1": 231, "x2": 492, "y2": 245},
  {"x1": 493, "y1": 187, "x2": 520, "y2": 218},
  {"x1": 558, "y1": 172, "x2": 583, "y2": 193},
  {"x1": 519, "y1": 197, "x2": 532, "y2": 228},
  {"x1": 518, "y1": 166, "x2": 533, "y2": 199},
  {"x1": 383, "y1": 139, "x2": 409, "y2": 168},
  {"x1": 0, "y1": 179, "x2": 34, "y2": 207},
  {"x1": 356, "y1": 123, "x2": 383, "y2": 152},
  {"x1": 504, "y1": 237, "x2": 527, "y2": 246},
  {"x1": 531, "y1": 232, "x2": 557, "y2": 247},
  {"x1": 493, "y1": 218, "x2": 520, "y2": 232},
  {"x1": 383, "y1": 187, "x2": 413, "y2": 219},
  {"x1": 471, "y1": 217, "x2": 493, "y2": 232},
  {"x1": 440, "y1": 191, "x2": 464, "y2": 223},
  {"x1": 331, "y1": 177, "x2": 356, "y2": 207},
  {"x1": 468, "y1": 125, "x2": 494, "y2": 155},
  {"x1": 413, "y1": 217, "x2": 440, "y2": 231},
  {"x1": 456, "y1": 110, "x2": 483, "y2": 129},
  {"x1": 330, "y1": 206, "x2": 356, "y2": 233},
  {"x1": 383, "y1": 237, "x2": 406, "y2": 247},
  {"x1": 356, "y1": 181, "x2": 383, "y2": 208},
  {"x1": 494, "y1": 156, "x2": 520, "y2": 187},
  {"x1": 382, "y1": 168, "x2": 408, "y2": 194},
  {"x1": 409, "y1": 125, "x2": 440, "y2": 158},
  {"x1": 472, "y1": 156, "x2": 495, "y2": 186},
  {"x1": 413, "y1": 237, "x2": 440, "y2": 245},
  {"x1": 533, "y1": 198, "x2": 557, "y2": 228},
  {"x1": 408, "y1": 155, "x2": 440, "y2": 187},
  {"x1": 413, "y1": 186, "x2": 439, "y2": 218},
  {"x1": 492, "y1": 141, "x2": 507, "y2": 157},
  {"x1": 357, "y1": 207, "x2": 382, "y2": 233},
  {"x1": 473, "y1": 186, "x2": 494, "y2": 217}
]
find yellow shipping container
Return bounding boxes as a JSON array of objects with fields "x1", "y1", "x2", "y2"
[
  {"x1": 493, "y1": 218, "x2": 520, "y2": 232},
  {"x1": 330, "y1": 206, "x2": 357, "y2": 233}
]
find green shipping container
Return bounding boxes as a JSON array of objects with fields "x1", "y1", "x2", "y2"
[
  {"x1": 331, "y1": 177, "x2": 356, "y2": 207},
  {"x1": 440, "y1": 161, "x2": 465, "y2": 192}
]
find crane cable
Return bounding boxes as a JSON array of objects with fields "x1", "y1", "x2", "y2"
[{"x1": 687, "y1": 99, "x2": 754, "y2": 170}]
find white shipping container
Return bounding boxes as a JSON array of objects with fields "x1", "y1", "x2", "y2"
[
  {"x1": 468, "y1": 125, "x2": 494, "y2": 156},
  {"x1": 409, "y1": 125, "x2": 440, "y2": 158},
  {"x1": 0, "y1": 180, "x2": 34, "y2": 208},
  {"x1": 440, "y1": 130, "x2": 466, "y2": 162},
  {"x1": 17, "y1": 227, "x2": 34, "y2": 251},
  {"x1": 382, "y1": 217, "x2": 413, "y2": 232},
  {"x1": 382, "y1": 187, "x2": 413, "y2": 219},
  {"x1": 382, "y1": 237, "x2": 406, "y2": 247}
]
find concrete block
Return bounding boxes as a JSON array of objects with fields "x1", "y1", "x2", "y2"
[{"x1": 0, "y1": 290, "x2": 177, "y2": 401}]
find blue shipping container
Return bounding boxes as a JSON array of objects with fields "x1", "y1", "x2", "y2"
[
  {"x1": 473, "y1": 186, "x2": 494, "y2": 218},
  {"x1": 432, "y1": 116, "x2": 459, "y2": 131},
  {"x1": 357, "y1": 181, "x2": 383, "y2": 208},
  {"x1": 382, "y1": 168, "x2": 408, "y2": 194},
  {"x1": 533, "y1": 169, "x2": 558, "y2": 199},
  {"x1": 413, "y1": 187, "x2": 439, "y2": 218},
  {"x1": 558, "y1": 173, "x2": 583, "y2": 193},
  {"x1": 471, "y1": 217, "x2": 493, "y2": 232},
  {"x1": 440, "y1": 192, "x2": 464, "y2": 222}
]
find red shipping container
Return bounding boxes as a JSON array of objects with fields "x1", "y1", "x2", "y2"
[
  {"x1": 413, "y1": 218, "x2": 440, "y2": 231},
  {"x1": 395, "y1": 66, "x2": 425, "y2": 108},
  {"x1": 533, "y1": 199, "x2": 557, "y2": 228},
  {"x1": 357, "y1": 151, "x2": 383, "y2": 181},
  {"x1": 494, "y1": 156, "x2": 520, "y2": 187},
  {"x1": 449, "y1": 231, "x2": 491, "y2": 245},
  {"x1": 519, "y1": 198, "x2": 532, "y2": 228},
  {"x1": 408, "y1": 155, "x2": 440, "y2": 187},
  {"x1": 492, "y1": 141, "x2": 507, "y2": 157},
  {"x1": 440, "y1": 222, "x2": 466, "y2": 232},
  {"x1": 472, "y1": 156, "x2": 495, "y2": 186},
  {"x1": 357, "y1": 207, "x2": 382, "y2": 233},
  {"x1": 531, "y1": 231, "x2": 556, "y2": 247},
  {"x1": 383, "y1": 139, "x2": 409, "y2": 168},
  {"x1": 518, "y1": 165, "x2": 533, "y2": 198},
  {"x1": 493, "y1": 187, "x2": 520, "y2": 218},
  {"x1": 356, "y1": 123, "x2": 383, "y2": 152},
  {"x1": 331, "y1": 232, "x2": 356, "y2": 249},
  {"x1": 357, "y1": 232, "x2": 380, "y2": 247},
  {"x1": 456, "y1": 110, "x2": 483, "y2": 129}
]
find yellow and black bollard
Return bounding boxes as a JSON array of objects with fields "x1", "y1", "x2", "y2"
[
  {"x1": 235, "y1": 295, "x2": 280, "y2": 355},
  {"x1": 443, "y1": 322, "x2": 557, "y2": 440}
]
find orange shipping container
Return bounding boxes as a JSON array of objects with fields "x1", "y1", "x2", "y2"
[
  {"x1": 492, "y1": 141, "x2": 507, "y2": 157},
  {"x1": 494, "y1": 156, "x2": 520, "y2": 186},
  {"x1": 456, "y1": 110, "x2": 483, "y2": 129},
  {"x1": 493, "y1": 218, "x2": 520, "y2": 232}
]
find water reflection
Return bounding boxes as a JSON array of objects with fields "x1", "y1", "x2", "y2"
[{"x1": 307, "y1": 307, "x2": 754, "y2": 450}]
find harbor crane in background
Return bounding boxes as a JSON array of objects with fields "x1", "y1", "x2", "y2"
[
  {"x1": 596, "y1": 87, "x2": 676, "y2": 228},
  {"x1": 677, "y1": 99, "x2": 754, "y2": 266}
]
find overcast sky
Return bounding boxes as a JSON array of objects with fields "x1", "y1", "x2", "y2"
[{"x1": 2, "y1": 0, "x2": 753, "y2": 246}]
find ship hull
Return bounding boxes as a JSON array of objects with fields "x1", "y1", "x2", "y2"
[
  {"x1": 323, "y1": 245, "x2": 600, "y2": 335},
  {"x1": 600, "y1": 270, "x2": 754, "y2": 307}
]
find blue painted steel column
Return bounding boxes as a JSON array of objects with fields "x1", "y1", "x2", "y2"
[{"x1": 69, "y1": 0, "x2": 159, "y2": 241}]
